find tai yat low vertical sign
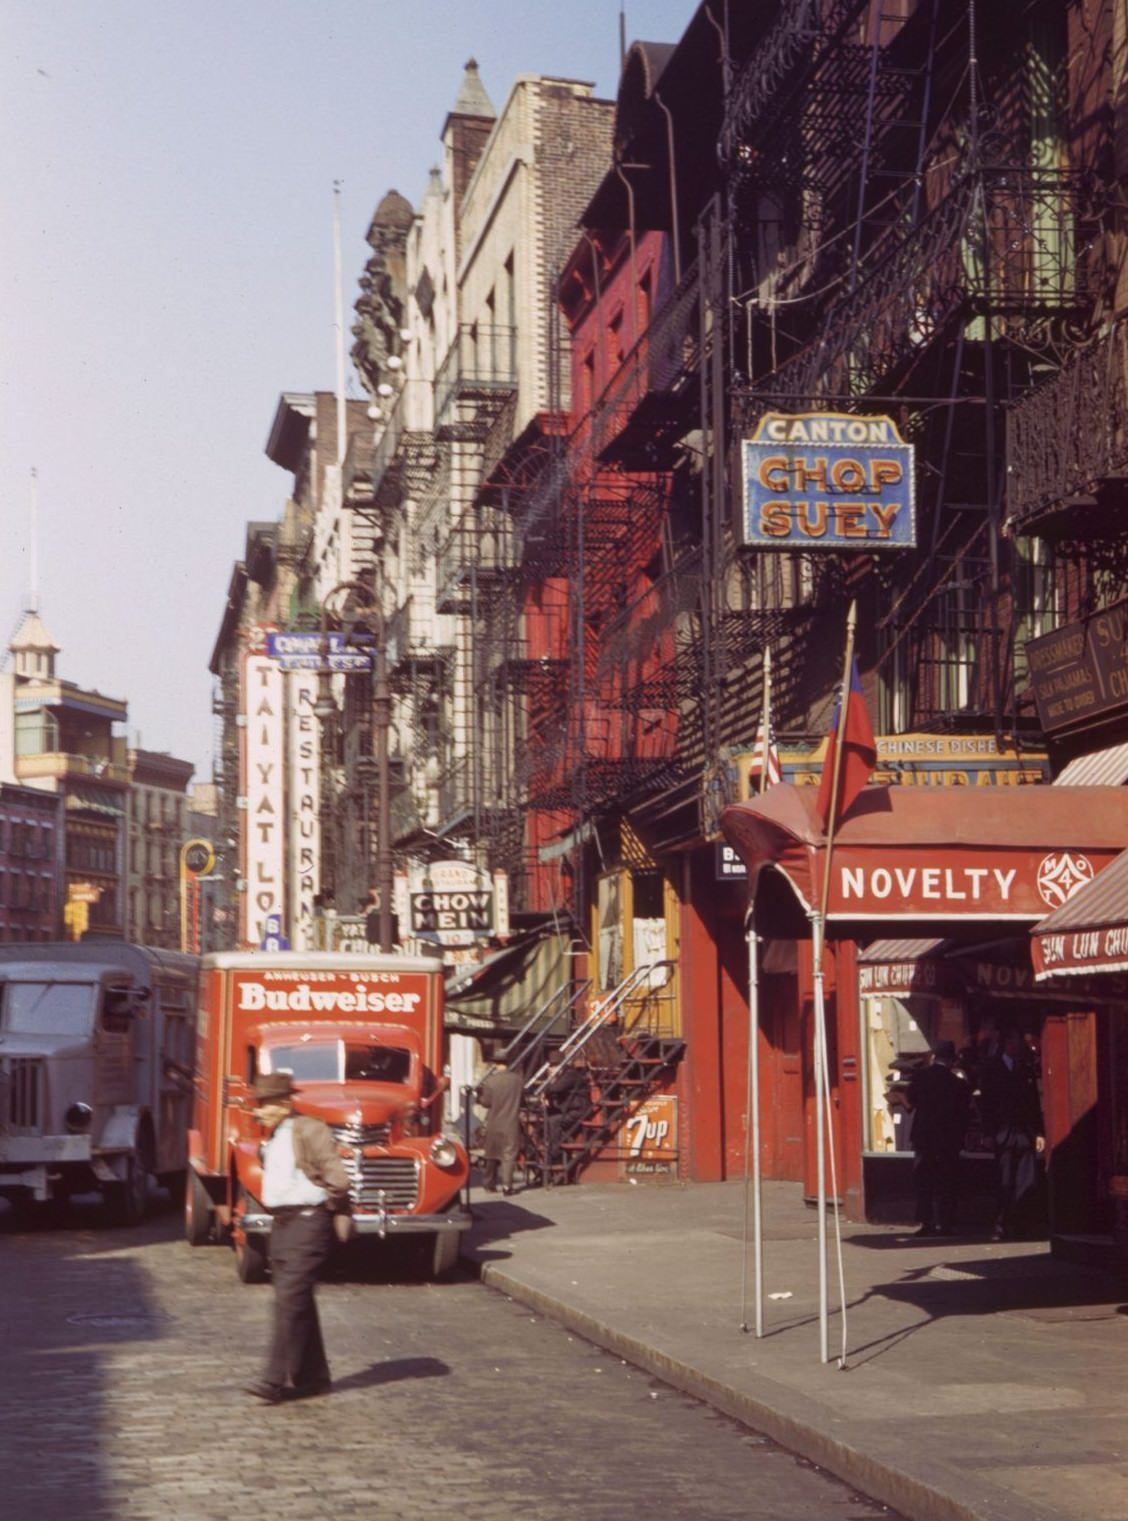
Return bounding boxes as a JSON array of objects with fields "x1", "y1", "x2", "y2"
[{"x1": 740, "y1": 412, "x2": 915, "y2": 551}]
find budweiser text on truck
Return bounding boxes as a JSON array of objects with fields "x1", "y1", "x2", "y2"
[{"x1": 185, "y1": 952, "x2": 469, "y2": 1280}]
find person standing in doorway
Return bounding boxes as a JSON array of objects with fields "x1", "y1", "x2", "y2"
[
  {"x1": 478, "y1": 1052, "x2": 524, "y2": 1196},
  {"x1": 906, "y1": 1039, "x2": 971, "y2": 1237},
  {"x1": 980, "y1": 1027, "x2": 1045, "y2": 1240},
  {"x1": 244, "y1": 1071, "x2": 351, "y2": 1404}
]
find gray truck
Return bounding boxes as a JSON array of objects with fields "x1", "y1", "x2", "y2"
[{"x1": 0, "y1": 942, "x2": 198, "y2": 1223}]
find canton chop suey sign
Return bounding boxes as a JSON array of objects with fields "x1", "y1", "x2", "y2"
[
  {"x1": 824, "y1": 847, "x2": 1099, "y2": 920},
  {"x1": 740, "y1": 412, "x2": 915, "y2": 551}
]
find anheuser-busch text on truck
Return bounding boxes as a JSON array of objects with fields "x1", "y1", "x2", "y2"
[{"x1": 185, "y1": 952, "x2": 470, "y2": 1280}]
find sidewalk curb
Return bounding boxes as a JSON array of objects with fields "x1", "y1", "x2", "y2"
[{"x1": 478, "y1": 1262, "x2": 984, "y2": 1521}]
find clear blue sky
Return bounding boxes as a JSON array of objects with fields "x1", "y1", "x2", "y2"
[{"x1": 0, "y1": 0, "x2": 695, "y2": 780}]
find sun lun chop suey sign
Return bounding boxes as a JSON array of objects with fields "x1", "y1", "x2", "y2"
[{"x1": 740, "y1": 412, "x2": 915, "y2": 551}]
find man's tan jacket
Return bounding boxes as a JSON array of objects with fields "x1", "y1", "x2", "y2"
[{"x1": 290, "y1": 1113, "x2": 351, "y2": 1210}]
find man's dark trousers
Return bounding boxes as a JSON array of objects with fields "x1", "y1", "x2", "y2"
[
  {"x1": 914, "y1": 1144, "x2": 959, "y2": 1233},
  {"x1": 264, "y1": 1205, "x2": 333, "y2": 1389}
]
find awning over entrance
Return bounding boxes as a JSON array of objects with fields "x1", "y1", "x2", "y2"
[
  {"x1": 1055, "y1": 742, "x2": 1128, "y2": 788},
  {"x1": 1031, "y1": 848, "x2": 1128, "y2": 980},
  {"x1": 720, "y1": 784, "x2": 1128, "y2": 936}
]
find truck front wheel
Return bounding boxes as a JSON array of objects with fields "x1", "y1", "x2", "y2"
[
  {"x1": 235, "y1": 1228, "x2": 269, "y2": 1283},
  {"x1": 234, "y1": 1187, "x2": 269, "y2": 1283},
  {"x1": 184, "y1": 1170, "x2": 213, "y2": 1246},
  {"x1": 431, "y1": 1230, "x2": 461, "y2": 1280}
]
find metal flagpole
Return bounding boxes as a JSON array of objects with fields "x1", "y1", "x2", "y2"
[
  {"x1": 741, "y1": 645, "x2": 773, "y2": 1335},
  {"x1": 333, "y1": 181, "x2": 347, "y2": 467},
  {"x1": 740, "y1": 916, "x2": 764, "y2": 1334},
  {"x1": 814, "y1": 602, "x2": 857, "y2": 1364}
]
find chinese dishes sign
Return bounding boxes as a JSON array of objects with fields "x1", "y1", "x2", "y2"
[{"x1": 740, "y1": 412, "x2": 915, "y2": 551}]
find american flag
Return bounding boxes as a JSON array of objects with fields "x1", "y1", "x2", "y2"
[{"x1": 748, "y1": 652, "x2": 782, "y2": 794}]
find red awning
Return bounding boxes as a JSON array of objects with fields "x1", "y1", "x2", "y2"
[
  {"x1": 720, "y1": 784, "x2": 1128, "y2": 936},
  {"x1": 1031, "y1": 848, "x2": 1128, "y2": 980}
]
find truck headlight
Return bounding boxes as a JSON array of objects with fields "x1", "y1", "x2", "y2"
[
  {"x1": 65, "y1": 1102, "x2": 93, "y2": 1134},
  {"x1": 430, "y1": 1137, "x2": 459, "y2": 1169}
]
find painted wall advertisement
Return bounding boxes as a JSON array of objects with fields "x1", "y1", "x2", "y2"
[
  {"x1": 624, "y1": 1094, "x2": 678, "y2": 1175},
  {"x1": 740, "y1": 412, "x2": 915, "y2": 551},
  {"x1": 1025, "y1": 597, "x2": 1128, "y2": 736}
]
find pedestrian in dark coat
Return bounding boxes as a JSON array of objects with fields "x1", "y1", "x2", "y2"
[
  {"x1": 478, "y1": 1053, "x2": 524, "y2": 1195},
  {"x1": 544, "y1": 1055, "x2": 593, "y2": 1172},
  {"x1": 244, "y1": 1071, "x2": 351, "y2": 1404},
  {"x1": 906, "y1": 1039, "x2": 971, "y2": 1236},
  {"x1": 979, "y1": 1028, "x2": 1044, "y2": 1240}
]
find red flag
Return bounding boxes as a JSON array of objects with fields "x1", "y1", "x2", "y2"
[{"x1": 815, "y1": 658, "x2": 876, "y2": 832}]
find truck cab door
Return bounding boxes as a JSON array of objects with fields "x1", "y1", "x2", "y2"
[{"x1": 94, "y1": 986, "x2": 135, "y2": 1109}]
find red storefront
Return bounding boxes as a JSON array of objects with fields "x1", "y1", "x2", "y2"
[
  {"x1": 1031, "y1": 850, "x2": 1128, "y2": 1260},
  {"x1": 717, "y1": 783, "x2": 1128, "y2": 1223}
]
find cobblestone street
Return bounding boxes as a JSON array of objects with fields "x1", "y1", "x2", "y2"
[{"x1": 0, "y1": 1194, "x2": 901, "y2": 1521}]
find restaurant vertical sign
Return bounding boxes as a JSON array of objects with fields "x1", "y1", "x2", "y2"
[{"x1": 242, "y1": 630, "x2": 285, "y2": 948}]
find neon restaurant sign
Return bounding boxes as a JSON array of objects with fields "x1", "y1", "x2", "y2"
[{"x1": 739, "y1": 412, "x2": 915, "y2": 551}]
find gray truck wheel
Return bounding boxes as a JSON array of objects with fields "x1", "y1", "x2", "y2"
[
  {"x1": 106, "y1": 1155, "x2": 149, "y2": 1228},
  {"x1": 184, "y1": 1169, "x2": 213, "y2": 1246}
]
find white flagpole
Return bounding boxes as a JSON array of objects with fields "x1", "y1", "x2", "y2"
[
  {"x1": 333, "y1": 180, "x2": 347, "y2": 467},
  {"x1": 814, "y1": 603, "x2": 857, "y2": 1365},
  {"x1": 741, "y1": 647, "x2": 772, "y2": 1335}
]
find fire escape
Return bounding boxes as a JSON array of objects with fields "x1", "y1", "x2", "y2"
[
  {"x1": 725, "y1": 0, "x2": 1096, "y2": 738},
  {"x1": 426, "y1": 323, "x2": 517, "y2": 845}
]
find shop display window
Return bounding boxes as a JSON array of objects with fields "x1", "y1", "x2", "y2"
[{"x1": 863, "y1": 992, "x2": 968, "y2": 1153}]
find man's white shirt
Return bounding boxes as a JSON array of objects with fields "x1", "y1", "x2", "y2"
[{"x1": 260, "y1": 1119, "x2": 329, "y2": 1209}]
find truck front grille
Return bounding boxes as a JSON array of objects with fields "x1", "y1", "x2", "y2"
[
  {"x1": 345, "y1": 1154, "x2": 419, "y2": 1211},
  {"x1": 1, "y1": 1058, "x2": 44, "y2": 1134}
]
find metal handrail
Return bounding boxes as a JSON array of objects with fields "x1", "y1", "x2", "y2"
[
  {"x1": 502, "y1": 978, "x2": 593, "y2": 1077},
  {"x1": 524, "y1": 960, "x2": 677, "y2": 1098}
]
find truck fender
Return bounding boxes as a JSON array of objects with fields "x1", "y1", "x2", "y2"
[{"x1": 97, "y1": 1106, "x2": 143, "y2": 1157}]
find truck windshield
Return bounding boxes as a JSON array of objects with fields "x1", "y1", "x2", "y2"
[
  {"x1": 2, "y1": 982, "x2": 95, "y2": 1037},
  {"x1": 344, "y1": 1045, "x2": 412, "y2": 1084},
  {"x1": 267, "y1": 1043, "x2": 341, "y2": 1082}
]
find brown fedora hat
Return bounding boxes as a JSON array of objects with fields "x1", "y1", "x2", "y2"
[{"x1": 253, "y1": 1071, "x2": 296, "y2": 1102}]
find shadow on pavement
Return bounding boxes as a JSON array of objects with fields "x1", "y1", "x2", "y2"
[
  {"x1": 464, "y1": 1196, "x2": 557, "y2": 1265},
  {"x1": 760, "y1": 1246, "x2": 1128, "y2": 1369},
  {"x1": 334, "y1": 1356, "x2": 451, "y2": 1391},
  {"x1": 0, "y1": 1202, "x2": 171, "y2": 1519}
]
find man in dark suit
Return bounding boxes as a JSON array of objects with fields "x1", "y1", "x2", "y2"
[
  {"x1": 980, "y1": 1028, "x2": 1045, "y2": 1240},
  {"x1": 906, "y1": 1039, "x2": 971, "y2": 1237}
]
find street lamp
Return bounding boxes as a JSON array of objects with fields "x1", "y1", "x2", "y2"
[{"x1": 316, "y1": 578, "x2": 394, "y2": 953}]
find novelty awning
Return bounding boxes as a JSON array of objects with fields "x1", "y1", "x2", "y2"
[{"x1": 720, "y1": 784, "x2": 1128, "y2": 938}]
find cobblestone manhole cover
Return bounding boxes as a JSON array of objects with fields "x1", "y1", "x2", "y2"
[{"x1": 66, "y1": 1311, "x2": 173, "y2": 1329}]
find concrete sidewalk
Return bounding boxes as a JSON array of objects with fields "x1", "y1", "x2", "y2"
[{"x1": 464, "y1": 1179, "x2": 1128, "y2": 1521}]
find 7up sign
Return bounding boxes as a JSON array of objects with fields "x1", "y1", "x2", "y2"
[{"x1": 624, "y1": 1095, "x2": 677, "y2": 1176}]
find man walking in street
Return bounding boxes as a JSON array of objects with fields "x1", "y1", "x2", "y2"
[
  {"x1": 906, "y1": 1039, "x2": 971, "y2": 1237},
  {"x1": 244, "y1": 1071, "x2": 351, "y2": 1404},
  {"x1": 478, "y1": 1052, "x2": 524, "y2": 1195},
  {"x1": 980, "y1": 1027, "x2": 1045, "y2": 1240}
]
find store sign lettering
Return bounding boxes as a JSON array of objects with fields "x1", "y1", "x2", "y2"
[
  {"x1": 740, "y1": 413, "x2": 914, "y2": 552},
  {"x1": 840, "y1": 864, "x2": 1017, "y2": 903}
]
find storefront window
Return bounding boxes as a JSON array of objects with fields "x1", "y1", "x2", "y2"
[{"x1": 862, "y1": 992, "x2": 968, "y2": 1152}]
